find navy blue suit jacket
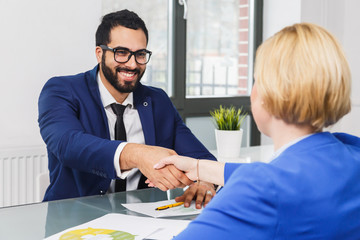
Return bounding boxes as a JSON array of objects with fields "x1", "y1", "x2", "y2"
[{"x1": 38, "y1": 65, "x2": 215, "y2": 201}]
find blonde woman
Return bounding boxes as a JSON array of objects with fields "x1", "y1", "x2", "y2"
[{"x1": 154, "y1": 23, "x2": 360, "y2": 239}]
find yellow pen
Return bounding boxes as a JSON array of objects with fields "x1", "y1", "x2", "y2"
[{"x1": 155, "y1": 202, "x2": 184, "y2": 211}]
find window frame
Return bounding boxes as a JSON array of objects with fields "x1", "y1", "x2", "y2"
[{"x1": 170, "y1": 0, "x2": 263, "y2": 146}]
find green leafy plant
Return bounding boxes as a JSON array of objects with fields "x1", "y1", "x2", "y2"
[{"x1": 210, "y1": 105, "x2": 247, "y2": 130}]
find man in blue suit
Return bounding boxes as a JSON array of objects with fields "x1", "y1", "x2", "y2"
[{"x1": 38, "y1": 9, "x2": 216, "y2": 207}]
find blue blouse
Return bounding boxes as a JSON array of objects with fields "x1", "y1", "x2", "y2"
[{"x1": 175, "y1": 132, "x2": 360, "y2": 239}]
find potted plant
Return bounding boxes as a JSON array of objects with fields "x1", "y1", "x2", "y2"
[{"x1": 210, "y1": 105, "x2": 247, "y2": 159}]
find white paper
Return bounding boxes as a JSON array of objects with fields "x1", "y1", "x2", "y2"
[
  {"x1": 44, "y1": 213, "x2": 190, "y2": 240},
  {"x1": 122, "y1": 199, "x2": 202, "y2": 218}
]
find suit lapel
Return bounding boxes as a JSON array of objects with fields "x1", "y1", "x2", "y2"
[
  {"x1": 87, "y1": 65, "x2": 103, "y2": 108},
  {"x1": 86, "y1": 65, "x2": 111, "y2": 139},
  {"x1": 134, "y1": 85, "x2": 156, "y2": 146}
]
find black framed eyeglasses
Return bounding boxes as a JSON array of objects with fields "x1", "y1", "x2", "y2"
[{"x1": 100, "y1": 45, "x2": 152, "y2": 65}]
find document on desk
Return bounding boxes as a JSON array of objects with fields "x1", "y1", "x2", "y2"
[
  {"x1": 44, "y1": 213, "x2": 190, "y2": 240},
  {"x1": 122, "y1": 199, "x2": 203, "y2": 218}
]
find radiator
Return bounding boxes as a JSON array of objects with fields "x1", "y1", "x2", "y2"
[{"x1": 0, "y1": 146, "x2": 48, "y2": 208}]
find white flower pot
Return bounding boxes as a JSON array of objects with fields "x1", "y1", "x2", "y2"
[{"x1": 215, "y1": 129, "x2": 243, "y2": 159}]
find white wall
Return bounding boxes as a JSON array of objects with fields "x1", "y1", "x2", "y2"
[
  {"x1": 261, "y1": 0, "x2": 301, "y2": 145},
  {"x1": 261, "y1": 0, "x2": 360, "y2": 145},
  {"x1": 0, "y1": 0, "x2": 101, "y2": 148},
  {"x1": 325, "y1": 0, "x2": 360, "y2": 136},
  {"x1": 263, "y1": 0, "x2": 301, "y2": 40}
]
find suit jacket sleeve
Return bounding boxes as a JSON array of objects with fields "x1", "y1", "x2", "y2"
[
  {"x1": 138, "y1": 86, "x2": 216, "y2": 161},
  {"x1": 172, "y1": 108, "x2": 216, "y2": 161},
  {"x1": 224, "y1": 163, "x2": 242, "y2": 183},
  {"x1": 174, "y1": 163, "x2": 278, "y2": 239},
  {"x1": 38, "y1": 76, "x2": 119, "y2": 179}
]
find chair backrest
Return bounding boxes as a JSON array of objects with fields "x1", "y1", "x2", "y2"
[{"x1": 36, "y1": 171, "x2": 50, "y2": 202}]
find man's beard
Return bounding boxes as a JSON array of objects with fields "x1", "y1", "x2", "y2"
[{"x1": 101, "y1": 55, "x2": 144, "y2": 93}]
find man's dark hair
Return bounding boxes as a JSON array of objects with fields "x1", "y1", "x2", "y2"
[{"x1": 95, "y1": 9, "x2": 148, "y2": 46}]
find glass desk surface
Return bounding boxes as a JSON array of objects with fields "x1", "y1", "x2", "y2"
[
  {"x1": 0, "y1": 144, "x2": 274, "y2": 239},
  {"x1": 0, "y1": 188, "x2": 188, "y2": 240}
]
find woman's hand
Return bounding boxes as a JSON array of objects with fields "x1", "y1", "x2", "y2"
[
  {"x1": 152, "y1": 155, "x2": 225, "y2": 188},
  {"x1": 153, "y1": 155, "x2": 198, "y2": 181}
]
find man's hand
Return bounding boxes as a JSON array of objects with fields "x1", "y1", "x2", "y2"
[
  {"x1": 120, "y1": 143, "x2": 193, "y2": 191},
  {"x1": 175, "y1": 181, "x2": 216, "y2": 209}
]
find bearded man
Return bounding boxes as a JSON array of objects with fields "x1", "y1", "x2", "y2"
[{"x1": 38, "y1": 9, "x2": 216, "y2": 208}]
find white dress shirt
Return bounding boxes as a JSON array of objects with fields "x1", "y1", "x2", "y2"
[{"x1": 97, "y1": 73, "x2": 146, "y2": 191}]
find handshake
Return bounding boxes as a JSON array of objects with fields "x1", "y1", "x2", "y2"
[{"x1": 121, "y1": 143, "x2": 224, "y2": 208}]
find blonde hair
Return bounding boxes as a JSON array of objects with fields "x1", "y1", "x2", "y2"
[{"x1": 254, "y1": 23, "x2": 351, "y2": 131}]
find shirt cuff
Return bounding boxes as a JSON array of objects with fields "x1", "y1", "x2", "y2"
[{"x1": 114, "y1": 142, "x2": 132, "y2": 179}]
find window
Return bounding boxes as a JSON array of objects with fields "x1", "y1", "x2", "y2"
[
  {"x1": 175, "y1": 0, "x2": 263, "y2": 148},
  {"x1": 186, "y1": 0, "x2": 253, "y2": 97}
]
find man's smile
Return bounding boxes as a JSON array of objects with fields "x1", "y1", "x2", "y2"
[{"x1": 118, "y1": 71, "x2": 137, "y2": 81}]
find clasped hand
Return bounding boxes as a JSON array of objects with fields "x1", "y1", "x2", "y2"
[
  {"x1": 121, "y1": 144, "x2": 192, "y2": 190},
  {"x1": 121, "y1": 144, "x2": 216, "y2": 208},
  {"x1": 152, "y1": 155, "x2": 216, "y2": 208}
]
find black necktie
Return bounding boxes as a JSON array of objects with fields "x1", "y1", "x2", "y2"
[
  {"x1": 110, "y1": 103, "x2": 150, "y2": 191},
  {"x1": 111, "y1": 104, "x2": 127, "y2": 141},
  {"x1": 111, "y1": 103, "x2": 127, "y2": 192}
]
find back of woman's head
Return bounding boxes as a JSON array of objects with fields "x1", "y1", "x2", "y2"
[{"x1": 254, "y1": 23, "x2": 351, "y2": 132}]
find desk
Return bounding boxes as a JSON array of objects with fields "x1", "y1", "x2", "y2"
[
  {"x1": 211, "y1": 144, "x2": 274, "y2": 163},
  {"x1": 0, "y1": 145, "x2": 274, "y2": 240},
  {"x1": 0, "y1": 188, "x2": 187, "y2": 240}
]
